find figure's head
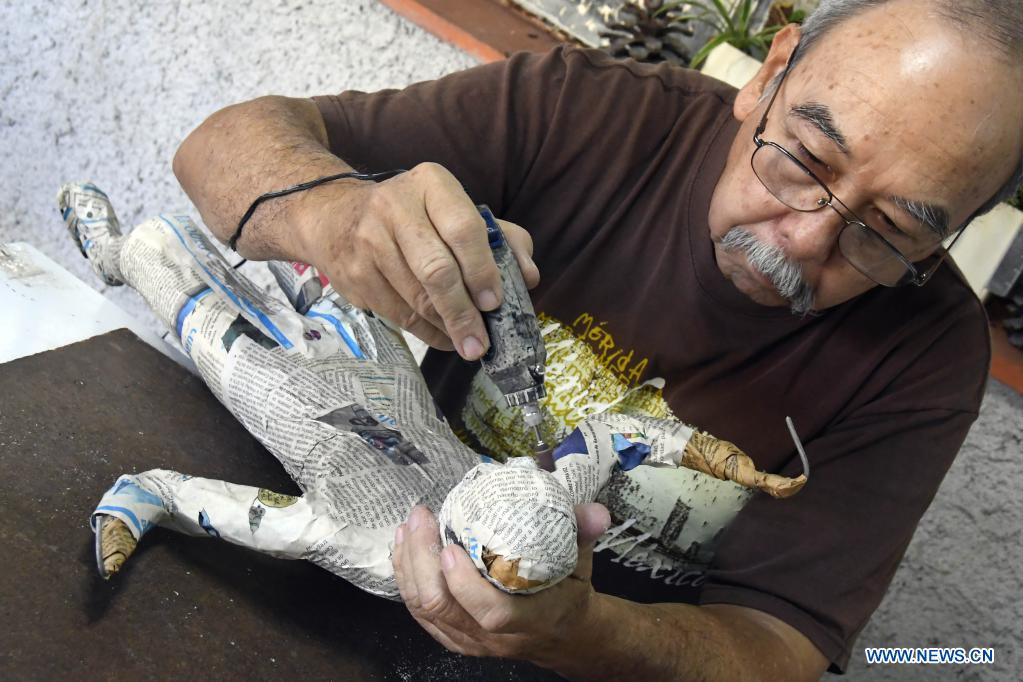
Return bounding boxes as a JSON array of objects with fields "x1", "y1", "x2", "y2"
[{"x1": 708, "y1": 0, "x2": 1023, "y2": 314}]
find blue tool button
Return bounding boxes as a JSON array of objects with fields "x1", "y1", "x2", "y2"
[{"x1": 477, "y1": 205, "x2": 503, "y2": 248}]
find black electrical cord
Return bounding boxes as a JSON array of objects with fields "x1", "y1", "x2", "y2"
[{"x1": 229, "y1": 169, "x2": 406, "y2": 251}]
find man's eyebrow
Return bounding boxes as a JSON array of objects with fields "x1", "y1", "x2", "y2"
[
  {"x1": 891, "y1": 195, "x2": 951, "y2": 239},
  {"x1": 789, "y1": 102, "x2": 849, "y2": 154}
]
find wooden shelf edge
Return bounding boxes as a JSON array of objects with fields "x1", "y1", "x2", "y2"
[
  {"x1": 379, "y1": 0, "x2": 565, "y2": 63},
  {"x1": 990, "y1": 322, "x2": 1023, "y2": 395}
]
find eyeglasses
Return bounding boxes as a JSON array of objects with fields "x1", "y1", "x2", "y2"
[{"x1": 750, "y1": 57, "x2": 963, "y2": 288}]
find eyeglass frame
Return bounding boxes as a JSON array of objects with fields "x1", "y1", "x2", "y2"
[{"x1": 750, "y1": 48, "x2": 964, "y2": 288}]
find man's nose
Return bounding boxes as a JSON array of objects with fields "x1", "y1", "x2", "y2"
[{"x1": 776, "y1": 205, "x2": 847, "y2": 264}]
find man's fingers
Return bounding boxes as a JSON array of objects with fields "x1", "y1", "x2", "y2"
[
  {"x1": 335, "y1": 258, "x2": 448, "y2": 349},
  {"x1": 372, "y1": 234, "x2": 447, "y2": 331},
  {"x1": 395, "y1": 523, "x2": 475, "y2": 656},
  {"x1": 497, "y1": 220, "x2": 540, "y2": 290},
  {"x1": 576, "y1": 503, "x2": 611, "y2": 544},
  {"x1": 304, "y1": 164, "x2": 540, "y2": 357},
  {"x1": 393, "y1": 307, "x2": 454, "y2": 352},
  {"x1": 432, "y1": 206, "x2": 503, "y2": 310},
  {"x1": 415, "y1": 326, "x2": 456, "y2": 353},
  {"x1": 403, "y1": 506, "x2": 474, "y2": 624},
  {"x1": 393, "y1": 218, "x2": 489, "y2": 360},
  {"x1": 357, "y1": 263, "x2": 453, "y2": 351},
  {"x1": 393, "y1": 523, "x2": 416, "y2": 603},
  {"x1": 393, "y1": 507, "x2": 495, "y2": 658},
  {"x1": 440, "y1": 543, "x2": 514, "y2": 634},
  {"x1": 419, "y1": 165, "x2": 504, "y2": 311}
]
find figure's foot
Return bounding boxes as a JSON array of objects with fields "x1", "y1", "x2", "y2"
[
  {"x1": 94, "y1": 514, "x2": 138, "y2": 578},
  {"x1": 57, "y1": 182, "x2": 125, "y2": 286}
]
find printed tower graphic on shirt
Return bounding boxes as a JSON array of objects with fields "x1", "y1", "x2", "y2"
[{"x1": 462, "y1": 312, "x2": 754, "y2": 579}]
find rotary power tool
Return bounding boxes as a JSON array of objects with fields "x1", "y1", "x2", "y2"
[{"x1": 476, "y1": 206, "x2": 553, "y2": 469}]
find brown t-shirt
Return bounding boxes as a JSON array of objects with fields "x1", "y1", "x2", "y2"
[{"x1": 313, "y1": 46, "x2": 989, "y2": 672}]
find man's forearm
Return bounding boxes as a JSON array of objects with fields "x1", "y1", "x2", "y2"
[
  {"x1": 539, "y1": 594, "x2": 817, "y2": 682},
  {"x1": 172, "y1": 95, "x2": 353, "y2": 260}
]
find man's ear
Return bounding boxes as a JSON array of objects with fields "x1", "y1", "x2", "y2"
[{"x1": 734, "y1": 23, "x2": 802, "y2": 122}]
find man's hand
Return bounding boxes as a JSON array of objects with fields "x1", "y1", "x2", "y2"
[
  {"x1": 295, "y1": 162, "x2": 540, "y2": 359},
  {"x1": 173, "y1": 97, "x2": 537, "y2": 360},
  {"x1": 393, "y1": 502, "x2": 829, "y2": 681},
  {"x1": 392, "y1": 502, "x2": 610, "y2": 662}
]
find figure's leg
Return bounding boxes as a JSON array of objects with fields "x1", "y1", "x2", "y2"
[
  {"x1": 58, "y1": 184, "x2": 320, "y2": 484},
  {"x1": 57, "y1": 182, "x2": 127, "y2": 286},
  {"x1": 93, "y1": 470, "x2": 402, "y2": 598},
  {"x1": 59, "y1": 183, "x2": 210, "y2": 328},
  {"x1": 92, "y1": 470, "x2": 338, "y2": 577}
]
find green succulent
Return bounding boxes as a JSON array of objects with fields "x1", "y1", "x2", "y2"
[
  {"x1": 601, "y1": 1, "x2": 801, "y2": 69},
  {"x1": 684, "y1": 0, "x2": 787, "y2": 68},
  {"x1": 1010, "y1": 183, "x2": 1023, "y2": 212}
]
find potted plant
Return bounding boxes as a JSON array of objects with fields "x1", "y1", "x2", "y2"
[
  {"x1": 686, "y1": 0, "x2": 794, "y2": 67},
  {"x1": 598, "y1": 1, "x2": 798, "y2": 68}
]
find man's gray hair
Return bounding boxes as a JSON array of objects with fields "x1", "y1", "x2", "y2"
[{"x1": 789, "y1": 0, "x2": 1023, "y2": 226}]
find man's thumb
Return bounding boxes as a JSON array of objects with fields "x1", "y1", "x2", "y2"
[{"x1": 572, "y1": 503, "x2": 611, "y2": 580}]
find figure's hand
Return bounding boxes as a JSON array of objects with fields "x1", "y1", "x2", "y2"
[
  {"x1": 295, "y1": 162, "x2": 539, "y2": 359},
  {"x1": 392, "y1": 503, "x2": 610, "y2": 662}
]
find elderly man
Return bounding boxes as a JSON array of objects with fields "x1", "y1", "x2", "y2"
[{"x1": 172, "y1": 0, "x2": 1022, "y2": 678}]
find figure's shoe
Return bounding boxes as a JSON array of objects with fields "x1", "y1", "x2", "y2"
[
  {"x1": 94, "y1": 515, "x2": 138, "y2": 578},
  {"x1": 57, "y1": 182, "x2": 125, "y2": 286}
]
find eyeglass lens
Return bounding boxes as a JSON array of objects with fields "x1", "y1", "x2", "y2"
[{"x1": 752, "y1": 143, "x2": 914, "y2": 287}]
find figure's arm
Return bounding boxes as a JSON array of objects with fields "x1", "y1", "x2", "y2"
[
  {"x1": 172, "y1": 96, "x2": 537, "y2": 356},
  {"x1": 393, "y1": 505, "x2": 829, "y2": 681}
]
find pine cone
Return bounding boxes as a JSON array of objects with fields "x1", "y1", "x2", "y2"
[{"x1": 600, "y1": 0, "x2": 695, "y2": 66}]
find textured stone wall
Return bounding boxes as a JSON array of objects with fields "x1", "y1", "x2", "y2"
[{"x1": 1, "y1": 1, "x2": 1018, "y2": 679}]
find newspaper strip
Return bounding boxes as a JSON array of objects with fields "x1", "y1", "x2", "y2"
[
  {"x1": 159, "y1": 212, "x2": 349, "y2": 358},
  {"x1": 267, "y1": 260, "x2": 326, "y2": 314},
  {"x1": 66, "y1": 182, "x2": 806, "y2": 601}
]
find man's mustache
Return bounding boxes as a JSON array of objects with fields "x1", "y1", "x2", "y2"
[{"x1": 720, "y1": 228, "x2": 817, "y2": 315}]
